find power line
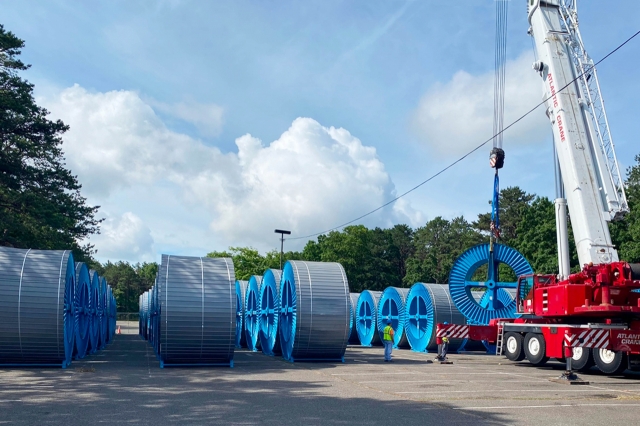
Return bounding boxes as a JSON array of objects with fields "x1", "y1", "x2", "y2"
[{"x1": 289, "y1": 29, "x2": 640, "y2": 241}]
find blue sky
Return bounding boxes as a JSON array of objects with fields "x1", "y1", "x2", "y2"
[{"x1": 4, "y1": 1, "x2": 640, "y2": 262}]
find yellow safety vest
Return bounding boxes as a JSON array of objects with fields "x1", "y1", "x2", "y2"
[
  {"x1": 383, "y1": 325, "x2": 393, "y2": 341},
  {"x1": 442, "y1": 336, "x2": 450, "y2": 343}
]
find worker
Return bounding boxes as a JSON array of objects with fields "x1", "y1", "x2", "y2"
[
  {"x1": 383, "y1": 318, "x2": 395, "y2": 362},
  {"x1": 438, "y1": 336, "x2": 450, "y2": 361},
  {"x1": 435, "y1": 321, "x2": 450, "y2": 362}
]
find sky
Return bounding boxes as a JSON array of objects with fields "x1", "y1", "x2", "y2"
[{"x1": 3, "y1": 0, "x2": 640, "y2": 263}]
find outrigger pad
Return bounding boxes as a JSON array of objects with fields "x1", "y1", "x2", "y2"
[{"x1": 549, "y1": 371, "x2": 590, "y2": 386}]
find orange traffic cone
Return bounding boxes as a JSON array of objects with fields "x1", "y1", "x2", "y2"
[{"x1": 116, "y1": 325, "x2": 121, "y2": 335}]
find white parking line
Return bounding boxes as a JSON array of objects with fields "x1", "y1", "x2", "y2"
[
  {"x1": 396, "y1": 388, "x2": 618, "y2": 394},
  {"x1": 454, "y1": 403, "x2": 640, "y2": 410},
  {"x1": 358, "y1": 379, "x2": 543, "y2": 384},
  {"x1": 332, "y1": 371, "x2": 530, "y2": 376}
]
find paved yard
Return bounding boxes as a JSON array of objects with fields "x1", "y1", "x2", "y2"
[{"x1": 2, "y1": 328, "x2": 640, "y2": 425}]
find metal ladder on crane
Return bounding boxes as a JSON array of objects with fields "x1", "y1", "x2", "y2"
[{"x1": 495, "y1": 322, "x2": 505, "y2": 355}]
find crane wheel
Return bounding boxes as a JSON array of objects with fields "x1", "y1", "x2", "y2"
[
  {"x1": 523, "y1": 333, "x2": 548, "y2": 365},
  {"x1": 593, "y1": 348, "x2": 628, "y2": 375},
  {"x1": 569, "y1": 346, "x2": 594, "y2": 371},
  {"x1": 503, "y1": 332, "x2": 525, "y2": 361}
]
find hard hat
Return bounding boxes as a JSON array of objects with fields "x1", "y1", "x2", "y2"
[
  {"x1": 443, "y1": 322, "x2": 448, "y2": 325},
  {"x1": 386, "y1": 318, "x2": 391, "y2": 325}
]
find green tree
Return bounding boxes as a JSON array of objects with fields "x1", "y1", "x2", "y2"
[
  {"x1": 513, "y1": 196, "x2": 580, "y2": 274},
  {"x1": 0, "y1": 25, "x2": 100, "y2": 260},
  {"x1": 611, "y1": 153, "x2": 640, "y2": 263},
  {"x1": 514, "y1": 197, "x2": 559, "y2": 274},
  {"x1": 99, "y1": 261, "x2": 157, "y2": 312},
  {"x1": 206, "y1": 247, "x2": 303, "y2": 280},
  {"x1": 313, "y1": 225, "x2": 375, "y2": 291},
  {"x1": 386, "y1": 224, "x2": 414, "y2": 286},
  {"x1": 404, "y1": 216, "x2": 483, "y2": 285}
]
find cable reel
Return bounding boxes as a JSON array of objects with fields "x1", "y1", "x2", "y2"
[{"x1": 449, "y1": 243, "x2": 533, "y2": 325}]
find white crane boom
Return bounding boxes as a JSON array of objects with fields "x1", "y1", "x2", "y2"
[{"x1": 527, "y1": 0, "x2": 629, "y2": 272}]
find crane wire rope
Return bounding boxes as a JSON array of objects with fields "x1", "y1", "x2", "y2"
[
  {"x1": 493, "y1": 0, "x2": 509, "y2": 152},
  {"x1": 289, "y1": 29, "x2": 640, "y2": 242},
  {"x1": 490, "y1": 0, "x2": 509, "y2": 244}
]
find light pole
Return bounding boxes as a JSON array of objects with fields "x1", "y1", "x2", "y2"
[{"x1": 274, "y1": 229, "x2": 291, "y2": 270}]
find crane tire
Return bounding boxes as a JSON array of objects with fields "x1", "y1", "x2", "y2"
[
  {"x1": 503, "y1": 332, "x2": 525, "y2": 361},
  {"x1": 569, "y1": 346, "x2": 594, "y2": 371},
  {"x1": 523, "y1": 332, "x2": 548, "y2": 365},
  {"x1": 593, "y1": 348, "x2": 627, "y2": 375}
]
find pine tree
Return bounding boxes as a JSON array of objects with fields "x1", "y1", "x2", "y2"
[{"x1": 0, "y1": 25, "x2": 100, "y2": 260}]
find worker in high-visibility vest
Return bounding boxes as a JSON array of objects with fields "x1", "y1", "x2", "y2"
[
  {"x1": 383, "y1": 318, "x2": 395, "y2": 362},
  {"x1": 436, "y1": 336, "x2": 450, "y2": 361}
]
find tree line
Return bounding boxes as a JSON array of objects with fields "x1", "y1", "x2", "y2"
[{"x1": 2, "y1": 24, "x2": 640, "y2": 311}]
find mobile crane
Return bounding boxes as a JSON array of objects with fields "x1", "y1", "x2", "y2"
[{"x1": 436, "y1": 0, "x2": 640, "y2": 376}]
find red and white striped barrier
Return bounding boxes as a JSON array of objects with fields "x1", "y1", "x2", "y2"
[
  {"x1": 436, "y1": 324, "x2": 470, "y2": 339},
  {"x1": 565, "y1": 329, "x2": 610, "y2": 349}
]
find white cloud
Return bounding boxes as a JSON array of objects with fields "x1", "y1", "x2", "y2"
[
  {"x1": 412, "y1": 52, "x2": 548, "y2": 156},
  {"x1": 150, "y1": 99, "x2": 224, "y2": 138},
  {"x1": 42, "y1": 85, "x2": 418, "y2": 260},
  {"x1": 92, "y1": 212, "x2": 155, "y2": 262}
]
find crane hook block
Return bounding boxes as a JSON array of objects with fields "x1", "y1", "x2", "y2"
[{"x1": 489, "y1": 148, "x2": 505, "y2": 169}]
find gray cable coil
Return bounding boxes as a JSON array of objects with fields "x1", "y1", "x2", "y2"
[
  {"x1": 0, "y1": 247, "x2": 75, "y2": 367},
  {"x1": 396, "y1": 288, "x2": 410, "y2": 348},
  {"x1": 422, "y1": 283, "x2": 467, "y2": 351},
  {"x1": 348, "y1": 293, "x2": 360, "y2": 344},
  {"x1": 279, "y1": 260, "x2": 350, "y2": 362},
  {"x1": 158, "y1": 254, "x2": 236, "y2": 367}
]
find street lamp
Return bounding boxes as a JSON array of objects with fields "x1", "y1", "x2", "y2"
[{"x1": 274, "y1": 229, "x2": 291, "y2": 270}]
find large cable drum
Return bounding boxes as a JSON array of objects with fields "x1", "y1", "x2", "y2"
[
  {"x1": 244, "y1": 275, "x2": 262, "y2": 352},
  {"x1": 152, "y1": 282, "x2": 160, "y2": 355},
  {"x1": 449, "y1": 243, "x2": 533, "y2": 325},
  {"x1": 74, "y1": 262, "x2": 91, "y2": 359},
  {"x1": 88, "y1": 270, "x2": 100, "y2": 354},
  {"x1": 108, "y1": 285, "x2": 116, "y2": 342},
  {"x1": 377, "y1": 287, "x2": 410, "y2": 348},
  {"x1": 99, "y1": 277, "x2": 108, "y2": 348},
  {"x1": 348, "y1": 293, "x2": 360, "y2": 344},
  {"x1": 158, "y1": 255, "x2": 236, "y2": 367},
  {"x1": 405, "y1": 283, "x2": 467, "y2": 353},
  {"x1": 0, "y1": 247, "x2": 76, "y2": 367},
  {"x1": 234, "y1": 281, "x2": 244, "y2": 346},
  {"x1": 278, "y1": 261, "x2": 350, "y2": 362},
  {"x1": 235, "y1": 280, "x2": 248, "y2": 348},
  {"x1": 356, "y1": 290, "x2": 382, "y2": 347},
  {"x1": 259, "y1": 269, "x2": 282, "y2": 356}
]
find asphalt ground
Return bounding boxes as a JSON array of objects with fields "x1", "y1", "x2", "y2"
[{"x1": 2, "y1": 324, "x2": 640, "y2": 425}]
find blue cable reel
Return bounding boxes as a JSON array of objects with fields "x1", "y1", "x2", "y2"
[
  {"x1": 73, "y1": 262, "x2": 91, "y2": 359},
  {"x1": 449, "y1": 243, "x2": 533, "y2": 325},
  {"x1": 348, "y1": 293, "x2": 360, "y2": 344},
  {"x1": 63, "y1": 252, "x2": 76, "y2": 368},
  {"x1": 356, "y1": 291, "x2": 381, "y2": 347},
  {"x1": 279, "y1": 263, "x2": 297, "y2": 361},
  {"x1": 259, "y1": 269, "x2": 282, "y2": 356},
  {"x1": 88, "y1": 270, "x2": 100, "y2": 354},
  {"x1": 404, "y1": 283, "x2": 467, "y2": 353},
  {"x1": 235, "y1": 280, "x2": 248, "y2": 348},
  {"x1": 99, "y1": 277, "x2": 108, "y2": 349},
  {"x1": 244, "y1": 276, "x2": 262, "y2": 352},
  {"x1": 377, "y1": 287, "x2": 409, "y2": 349}
]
